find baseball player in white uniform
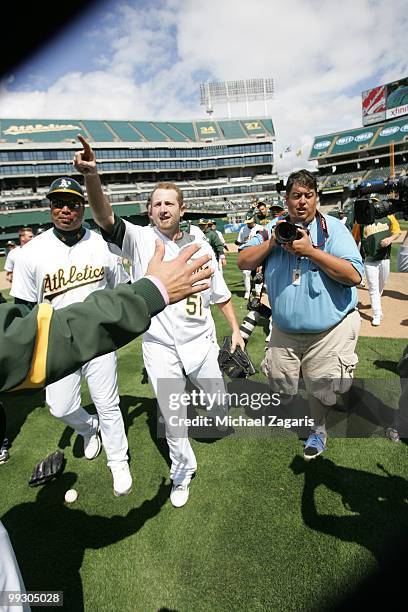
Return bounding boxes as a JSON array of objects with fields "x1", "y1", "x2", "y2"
[
  {"x1": 74, "y1": 135, "x2": 245, "y2": 508},
  {"x1": 236, "y1": 213, "x2": 263, "y2": 298},
  {"x1": 4, "y1": 227, "x2": 34, "y2": 284},
  {"x1": 11, "y1": 177, "x2": 132, "y2": 497}
]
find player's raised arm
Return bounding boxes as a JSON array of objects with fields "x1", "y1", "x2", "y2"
[{"x1": 74, "y1": 134, "x2": 115, "y2": 232}]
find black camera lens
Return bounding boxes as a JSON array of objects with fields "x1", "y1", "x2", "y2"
[{"x1": 275, "y1": 221, "x2": 301, "y2": 245}]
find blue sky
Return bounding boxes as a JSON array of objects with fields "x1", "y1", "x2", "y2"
[{"x1": 1, "y1": 0, "x2": 407, "y2": 173}]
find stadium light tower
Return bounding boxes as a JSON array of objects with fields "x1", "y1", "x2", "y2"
[{"x1": 200, "y1": 78, "x2": 274, "y2": 118}]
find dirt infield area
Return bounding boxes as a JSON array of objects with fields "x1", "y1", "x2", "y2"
[
  {"x1": 357, "y1": 273, "x2": 407, "y2": 338},
  {"x1": 0, "y1": 272, "x2": 9, "y2": 292}
]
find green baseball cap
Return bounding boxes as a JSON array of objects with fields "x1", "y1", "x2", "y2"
[{"x1": 47, "y1": 177, "x2": 85, "y2": 201}]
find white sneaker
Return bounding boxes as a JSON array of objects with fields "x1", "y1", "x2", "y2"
[
  {"x1": 372, "y1": 315, "x2": 381, "y2": 326},
  {"x1": 170, "y1": 482, "x2": 190, "y2": 507},
  {"x1": 244, "y1": 292, "x2": 250, "y2": 299},
  {"x1": 111, "y1": 463, "x2": 132, "y2": 496},
  {"x1": 83, "y1": 418, "x2": 102, "y2": 460}
]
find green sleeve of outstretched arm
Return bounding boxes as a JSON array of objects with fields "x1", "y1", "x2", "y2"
[{"x1": 0, "y1": 278, "x2": 165, "y2": 393}]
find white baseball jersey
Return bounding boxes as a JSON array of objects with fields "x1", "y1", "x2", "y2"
[
  {"x1": 11, "y1": 228, "x2": 129, "y2": 308},
  {"x1": 106, "y1": 219, "x2": 231, "y2": 373},
  {"x1": 4, "y1": 247, "x2": 20, "y2": 273},
  {"x1": 215, "y1": 229, "x2": 226, "y2": 245},
  {"x1": 189, "y1": 224, "x2": 206, "y2": 240},
  {"x1": 237, "y1": 223, "x2": 263, "y2": 245}
]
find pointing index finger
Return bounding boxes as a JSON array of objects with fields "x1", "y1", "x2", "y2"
[{"x1": 77, "y1": 134, "x2": 92, "y2": 160}]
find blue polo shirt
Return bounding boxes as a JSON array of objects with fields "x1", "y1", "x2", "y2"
[{"x1": 240, "y1": 214, "x2": 363, "y2": 333}]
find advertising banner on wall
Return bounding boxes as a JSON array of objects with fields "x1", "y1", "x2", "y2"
[{"x1": 362, "y1": 77, "x2": 408, "y2": 126}]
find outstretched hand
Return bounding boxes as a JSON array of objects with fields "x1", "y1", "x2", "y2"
[
  {"x1": 74, "y1": 134, "x2": 97, "y2": 175},
  {"x1": 146, "y1": 240, "x2": 213, "y2": 304}
]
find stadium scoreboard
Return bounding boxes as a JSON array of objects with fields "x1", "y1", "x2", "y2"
[{"x1": 362, "y1": 76, "x2": 408, "y2": 126}]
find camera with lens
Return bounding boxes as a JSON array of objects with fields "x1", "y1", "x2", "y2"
[
  {"x1": 274, "y1": 221, "x2": 304, "y2": 245},
  {"x1": 247, "y1": 293, "x2": 272, "y2": 318},
  {"x1": 352, "y1": 176, "x2": 408, "y2": 225}
]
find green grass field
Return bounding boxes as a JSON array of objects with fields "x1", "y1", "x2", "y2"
[{"x1": 1, "y1": 254, "x2": 408, "y2": 611}]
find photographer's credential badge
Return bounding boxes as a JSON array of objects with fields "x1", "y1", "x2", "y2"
[{"x1": 292, "y1": 257, "x2": 301, "y2": 285}]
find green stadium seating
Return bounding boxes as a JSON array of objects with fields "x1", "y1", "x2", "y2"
[
  {"x1": 196, "y1": 122, "x2": 221, "y2": 140},
  {"x1": 131, "y1": 122, "x2": 171, "y2": 142},
  {"x1": 0, "y1": 118, "x2": 276, "y2": 144},
  {"x1": 107, "y1": 122, "x2": 143, "y2": 141},
  {"x1": 168, "y1": 122, "x2": 196, "y2": 140},
  {"x1": 364, "y1": 167, "x2": 391, "y2": 181},
  {"x1": 81, "y1": 121, "x2": 117, "y2": 142},
  {"x1": 218, "y1": 121, "x2": 247, "y2": 139},
  {"x1": 153, "y1": 123, "x2": 190, "y2": 142}
]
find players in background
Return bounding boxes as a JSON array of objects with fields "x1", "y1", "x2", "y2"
[
  {"x1": 253, "y1": 200, "x2": 271, "y2": 226},
  {"x1": 208, "y1": 220, "x2": 229, "y2": 272},
  {"x1": 235, "y1": 212, "x2": 263, "y2": 299},
  {"x1": 197, "y1": 218, "x2": 226, "y2": 271},
  {"x1": 352, "y1": 208, "x2": 400, "y2": 326},
  {"x1": 179, "y1": 219, "x2": 205, "y2": 240},
  {"x1": 269, "y1": 201, "x2": 286, "y2": 219},
  {"x1": 6, "y1": 239, "x2": 17, "y2": 252},
  {"x1": 4, "y1": 227, "x2": 34, "y2": 283},
  {"x1": 11, "y1": 178, "x2": 133, "y2": 497},
  {"x1": 74, "y1": 135, "x2": 245, "y2": 508}
]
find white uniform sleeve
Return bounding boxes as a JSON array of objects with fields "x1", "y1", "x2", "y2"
[
  {"x1": 106, "y1": 254, "x2": 131, "y2": 289},
  {"x1": 208, "y1": 248, "x2": 231, "y2": 304},
  {"x1": 10, "y1": 247, "x2": 38, "y2": 302},
  {"x1": 217, "y1": 230, "x2": 226, "y2": 245},
  {"x1": 237, "y1": 226, "x2": 246, "y2": 244},
  {"x1": 4, "y1": 249, "x2": 16, "y2": 273},
  {"x1": 249, "y1": 224, "x2": 263, "y2": 239},
  {"x1": 105, "y1": 219, "x2": 145, "y2": 266},
  {"x1": 121, "y1": 220, "x2": 145, "y2": 265}
]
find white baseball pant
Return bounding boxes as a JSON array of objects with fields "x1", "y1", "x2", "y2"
[
  {"x1": 143, "y1": 341, "x2": 228, "y2": 486},
  {"x1": 242, "y1": 269, "x2": 251, "y2": 295},
  {"x1": 0, "y1": 521, "x2": 29, "y2": 612},
  {"x1": 46, "y1": 352, "x2": 128, "y2": 468},
  {"x1": 364, "y1": 259, "x2": 390, "y2": 318}
]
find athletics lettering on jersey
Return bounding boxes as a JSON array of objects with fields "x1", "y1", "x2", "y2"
[{"x1": 43, "y1": 264, "x2": 105, "y2": 300}]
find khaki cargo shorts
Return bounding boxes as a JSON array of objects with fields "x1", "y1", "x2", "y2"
[{"x1": 262, "y1": 310, "x2": 361, "y2": 406}]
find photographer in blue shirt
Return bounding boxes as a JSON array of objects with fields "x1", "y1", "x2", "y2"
[{"x1": 238, "y1": 170, "x2": 363, "y2": 459}]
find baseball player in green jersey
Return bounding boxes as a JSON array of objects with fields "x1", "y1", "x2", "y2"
[{"x1": 353, "y1": 212, "x2": 400, "y2": 326}]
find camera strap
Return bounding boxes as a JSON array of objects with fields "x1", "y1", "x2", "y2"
[{"x1": 312, "y1": 211, "x2": 329, "y2": 249}]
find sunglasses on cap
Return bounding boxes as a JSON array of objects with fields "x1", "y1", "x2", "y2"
[{"x1": 50, "y1": 199, "x2": 83, "y2": 210}]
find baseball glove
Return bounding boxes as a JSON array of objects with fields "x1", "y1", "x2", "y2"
[
  {"x1": 218, "y1": 336, "x2": 256, "y2": 378},
  {"x1": 29, "y1": 450, "x2": 65, "y2": 487}
]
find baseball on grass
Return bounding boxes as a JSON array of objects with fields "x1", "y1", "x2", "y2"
[{"x1": 65, "y1": 489, "x2": 78, "y2": 503}]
